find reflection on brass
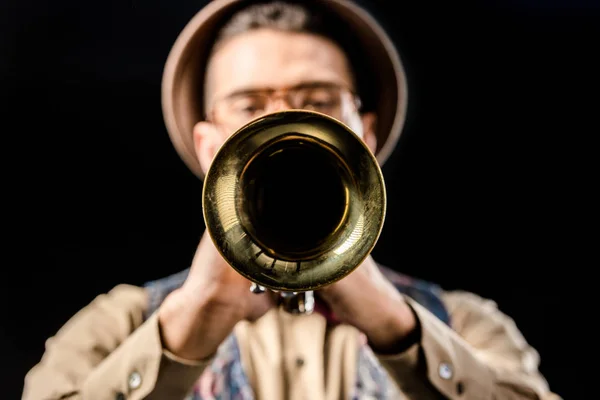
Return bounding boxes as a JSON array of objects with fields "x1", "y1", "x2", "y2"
[{"x1": 202, "y1": 110, "x2": 386, "y2": 308}]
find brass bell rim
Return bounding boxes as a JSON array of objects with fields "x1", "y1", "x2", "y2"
[{"x1": 202, "y1": 109, "x2": 386, "y2": 292}]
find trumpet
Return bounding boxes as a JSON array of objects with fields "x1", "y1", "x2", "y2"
[{"x1": 202, "y1": 110, "x2": 386, "y2": 314}]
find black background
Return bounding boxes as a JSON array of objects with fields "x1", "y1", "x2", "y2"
[{"x1": 3, "y1": 0, "x2": 594, "y2": 398}]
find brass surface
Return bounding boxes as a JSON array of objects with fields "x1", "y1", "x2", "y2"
[{"x1": 202, "y1": 110, "x2": 386, "y2": 292}]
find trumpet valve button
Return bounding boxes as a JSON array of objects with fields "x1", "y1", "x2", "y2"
[{"x1": 250, "y1": 283, "x2": 266, "y2": 293}]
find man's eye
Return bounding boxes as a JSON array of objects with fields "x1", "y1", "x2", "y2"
[
  {"x1": 240, "y1": 105, "x2": 262, "y2": 113},
  {"x1": 304, "y1": 100, "x2": 334, "y2": 108},
  {"x1": 231, "y1": 98, "x2": 265, "y2": 114}
]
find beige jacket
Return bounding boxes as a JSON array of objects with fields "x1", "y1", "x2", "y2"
[{"x1": 22, "y1": 284, "x2": 560, "y2": 400}]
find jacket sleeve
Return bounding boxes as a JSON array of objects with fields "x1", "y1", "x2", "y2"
[
  {"x1": 375, "y1": 290, "x2": 562, "y2": 400},
  {"x1": 22, "y1": 284, "x2": 212, "y2": 400}
]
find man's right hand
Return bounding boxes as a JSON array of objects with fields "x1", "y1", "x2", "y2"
[{"x1": 157, "y1": 232, "x2": 277, "y2": 361}]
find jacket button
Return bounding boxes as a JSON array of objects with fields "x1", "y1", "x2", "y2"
[
  {"x1": 438, "y1": 362, "x2": 453, "y2": 380},
  {"x1": 128, "y1": 371, "x2": 142, "y2": 390}
]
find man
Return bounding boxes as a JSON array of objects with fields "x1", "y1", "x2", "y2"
[{"x1": 23, "y1": 1, "x2": 560, "y2": 399}]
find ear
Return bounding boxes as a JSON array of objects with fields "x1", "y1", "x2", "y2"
[
  {"x1": 192, "y1": 121, "x2": 223, "y2": 175},
  {"x1": 361, "y1": 112, "x2": 378, "y2": 154}
]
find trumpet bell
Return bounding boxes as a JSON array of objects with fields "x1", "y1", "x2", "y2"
[{"x1": 202, "y1": 110, "x2": 386, "y2": 292}]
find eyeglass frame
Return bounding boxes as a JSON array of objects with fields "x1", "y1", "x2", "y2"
[{"x1": 204, "y1": 81, "x2": 363, "y2": 129}]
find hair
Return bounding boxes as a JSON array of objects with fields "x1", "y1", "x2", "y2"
[
  {"x1": 216, "y1": 1, "x2": 315, "y2": 40},
  {"x1": 207, "y1": 0, "x2": 373, "y2": 111}
]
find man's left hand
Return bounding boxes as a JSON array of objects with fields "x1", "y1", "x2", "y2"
[{"x1": 317, "y1": 256, "x2": 419, "y2": 354}]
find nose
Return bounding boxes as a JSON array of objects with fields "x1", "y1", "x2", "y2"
[{"x1": 267, "y1": 96, "x2": 294, "y2": 113}]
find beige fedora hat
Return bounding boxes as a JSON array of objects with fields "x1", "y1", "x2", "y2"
[{"x1": 161, "y1": 0, "x2": 408, "y2": 179}]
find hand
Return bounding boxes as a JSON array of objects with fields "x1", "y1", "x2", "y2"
[
  {"x1": 180, "y1": 231, "x2": 279, "y2": 320},
  {"x1": 317, "y1": 256, "x2": 418, "y2": 354},
  {"x1": 158, "y1": 232, "x2": 277, "y2": 360}
]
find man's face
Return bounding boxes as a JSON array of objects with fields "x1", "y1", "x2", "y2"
[{"x1": 193, "y1": 28, "x2": 377, "y2": 174}]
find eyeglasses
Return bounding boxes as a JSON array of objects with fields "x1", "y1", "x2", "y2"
[{"x1": 207, "y1": 82, "x2": 361, "y2": 129}]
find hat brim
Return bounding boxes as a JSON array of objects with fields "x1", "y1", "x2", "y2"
[{"x1": 161, "y1": 0, "x2": 408, "y2": 180}]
